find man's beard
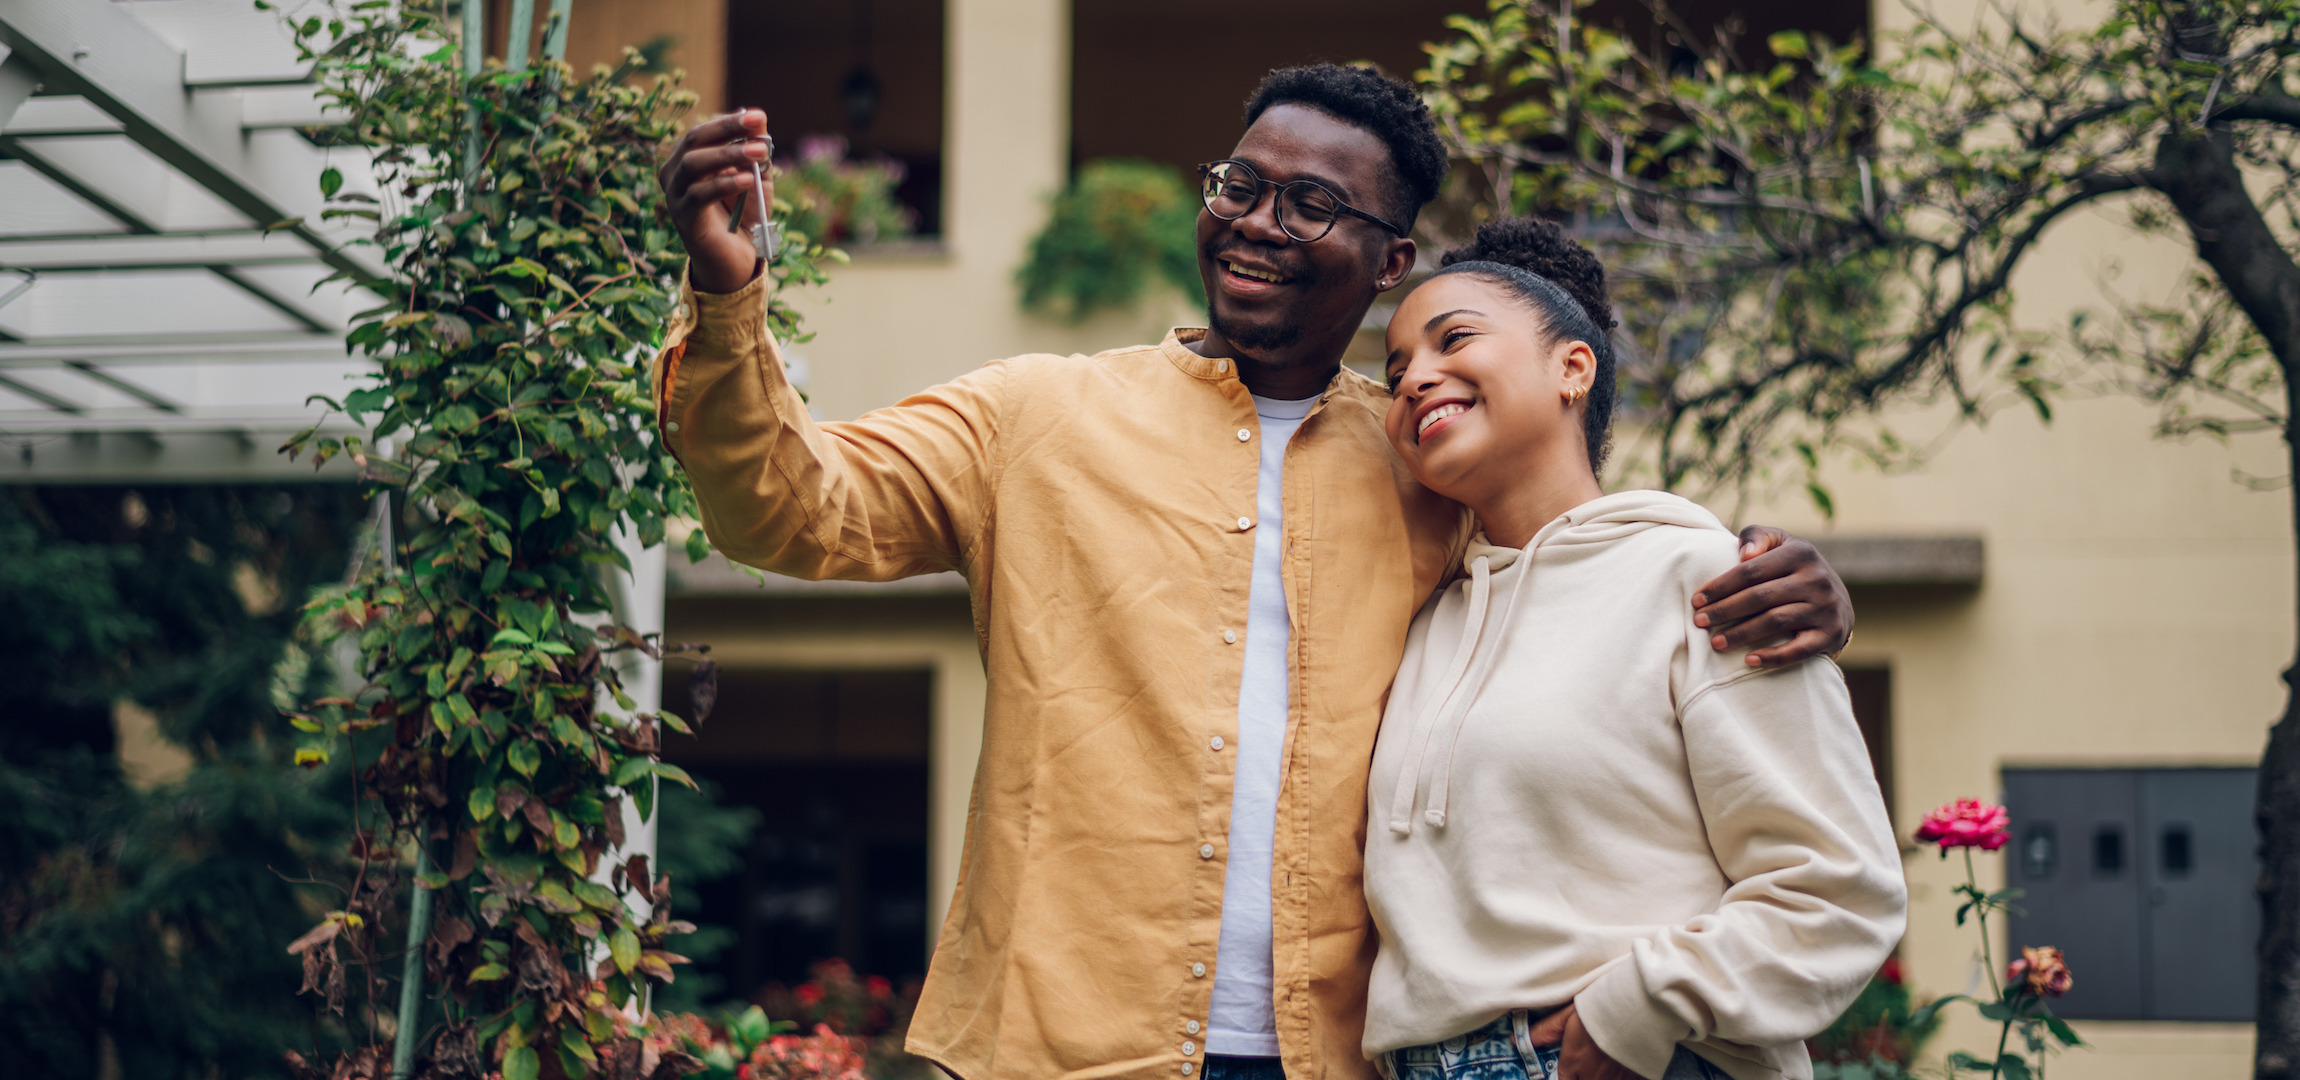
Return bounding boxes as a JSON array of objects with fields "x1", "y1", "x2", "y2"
[{"x1": 1208, "y1": 304, "x2": 1305, "y2": 354}]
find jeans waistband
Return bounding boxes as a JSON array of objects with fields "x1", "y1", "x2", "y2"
[{"x1": 1375, "y1": 1008, "x2": 1559, "y2": 1080}]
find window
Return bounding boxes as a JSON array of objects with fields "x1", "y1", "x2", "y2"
[
  {"x1": 725, "y1": 0, "x2": 946, "y2": 236},
  {"x1": 2002, "y1": 768, "x2": 2258, "y2": 1021}
]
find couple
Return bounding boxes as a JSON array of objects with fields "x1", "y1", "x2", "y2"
[{"x1": 652, "y1": 64, "x2": 1903, "y2": 1080}]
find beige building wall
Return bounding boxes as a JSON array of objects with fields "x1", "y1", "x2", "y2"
[
  {"x1": 670, "y1": 0, "x2": 2288, "y2": 1076},
  {"x1": 1739, "y1": 4, "x2": 2290, "y2": 1074}
]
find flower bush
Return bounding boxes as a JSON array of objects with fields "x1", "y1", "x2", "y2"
[
  {"x1": 774, "y1": 136, "x2": 914, "y2": 248},
  {"x1": 1807, "y1": 956, "x2": 1941, "y2": 1074},
  {"x1": 648, "y1": 959, "x2": 928, "y2": 1080},
  {"x1": 1907, "y1": 800, "x2": 2082, "y2": 1079}
]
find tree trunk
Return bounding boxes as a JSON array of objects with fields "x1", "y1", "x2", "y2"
[{"x1": 2149, "y1": 126, "x2": 2300, "y2": 1080}]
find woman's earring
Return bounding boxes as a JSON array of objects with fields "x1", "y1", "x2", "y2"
[{"x1": 1564, "y1": 385, "x2": 1588, "y2": 403}]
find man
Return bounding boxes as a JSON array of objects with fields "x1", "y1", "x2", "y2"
[{"x1": 652, "y1": 65, "x2": 1853, "y2": 1080}]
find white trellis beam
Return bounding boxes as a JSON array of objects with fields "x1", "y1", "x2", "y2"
[{"x1": 0, "y1": 0, "x2": 385, "y2": 284}]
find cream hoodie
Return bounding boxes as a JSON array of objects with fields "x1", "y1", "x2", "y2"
[{"x1": 1362, "y1": 491, "x2": 1906, "y2": 1080}]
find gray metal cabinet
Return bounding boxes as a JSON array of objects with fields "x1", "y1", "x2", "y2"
[{"x1": 2002, "y1": 767, "x2": 2257, "y2": 1022}]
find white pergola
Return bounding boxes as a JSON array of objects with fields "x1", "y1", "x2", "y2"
[{"x1": 0, "y1": 0, "x2": 380, "y2": 481}]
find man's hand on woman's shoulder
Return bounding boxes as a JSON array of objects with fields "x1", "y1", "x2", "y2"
[{"x1": 1690, "y1": 525, "x2": 1853, "y2": 669}]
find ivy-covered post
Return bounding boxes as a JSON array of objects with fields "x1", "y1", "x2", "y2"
[
  {"x1": 274, "y1": 1, "x2": 837, "y2": 1075},
  {"x1": 504, "y1": 0, "x2": 538, "y2": 70},
  {"x1": 542, "y1": 0, "x2": 574, "y2": 64}
]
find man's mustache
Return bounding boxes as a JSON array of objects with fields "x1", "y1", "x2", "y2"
[{"x1": 1204, "y1": 241, "x2": 1314, "y2": 285}]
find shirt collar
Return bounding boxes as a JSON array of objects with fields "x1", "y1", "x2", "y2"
[{"x1": 1159, "y1": 328, "x2": 1375, "y2": 406}]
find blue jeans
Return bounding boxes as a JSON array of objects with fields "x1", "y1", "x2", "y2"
[
  {"x1": 1376, "y1": 1012, "x2": 1731, "y2": 1080},
  {"x1": 1204, "y1": 1054, "x2": 1289, "y2": 1080}
]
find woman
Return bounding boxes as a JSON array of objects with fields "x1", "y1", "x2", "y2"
[{"x1": 1361, "y1": 220, "x2": 1906, "y2": 1080}]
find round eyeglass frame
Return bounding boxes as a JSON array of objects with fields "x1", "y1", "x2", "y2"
[{"x1": 1196, "y1": 160, "x2": 1408, "y2": 242}]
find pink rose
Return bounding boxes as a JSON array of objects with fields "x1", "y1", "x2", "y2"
[{"x1": 1915, "y1": 798, "x2": 2011, "y2": 852}]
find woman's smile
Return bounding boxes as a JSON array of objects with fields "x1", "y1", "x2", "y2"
[{"x1": 1415, "y1": 399, "x2": 1475, "y2": 444}]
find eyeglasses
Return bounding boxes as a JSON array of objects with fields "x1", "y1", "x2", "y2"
[{"x1": 1196, "y1": 160, "x2": 1407, "y2": 243}]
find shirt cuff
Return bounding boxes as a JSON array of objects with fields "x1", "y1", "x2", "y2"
[
  {"x1": 1574, "y1": 960, "x2": 1694, "y2": 1080},
  {"x1": 686, "y1": 263, "x2": 770, "y2": 353}
]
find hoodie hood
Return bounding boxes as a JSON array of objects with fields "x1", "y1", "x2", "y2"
[{"x1": 1386, "y1": 490, "x2": 1733, "y2": 836}]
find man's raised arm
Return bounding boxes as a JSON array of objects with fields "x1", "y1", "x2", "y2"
[{"x1": 651, "y1": 110, "x2": 1001, "y2": 583}]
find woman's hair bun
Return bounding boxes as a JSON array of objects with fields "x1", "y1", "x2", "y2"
[{"x1": 1439, "y1": 218, "x2": 1616, "y2": 335}]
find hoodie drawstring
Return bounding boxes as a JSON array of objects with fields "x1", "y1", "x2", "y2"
[
  {"x1": 1420, "y1": 553, "x2": 1538, "y2": 828},
  {"x1": 1387, "y1": 554, "x2": 1493, "y2": 836}
]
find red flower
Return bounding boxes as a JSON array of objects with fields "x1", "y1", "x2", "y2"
[
  {"x1": 1877, "y1": 955, "x2": 1905, "y2": 986},
  {"x1": 2007, "y1": 946, "x2": 2074, "y2": 998},
  {"x1": 795, "y1": 984, "x2": 824, "y2": 1007},
  {"x1": 866, "y1": 976, "x2": 892, "y2": 999},
  {"x1": 1915, "y1": 799, "x2": 2011, "y2": 852},
  {"x1": 742, "y1": 1023, "x2": 867, "y2": 1080}
]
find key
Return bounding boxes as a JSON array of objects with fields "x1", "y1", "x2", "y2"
[{"x1": 728, "y1": 135, "x2": 782, "y2": 263}]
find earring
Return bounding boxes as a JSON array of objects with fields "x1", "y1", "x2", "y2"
[{"x1": 1564, "y1": 385, "x2": 1587, "y2": 403}]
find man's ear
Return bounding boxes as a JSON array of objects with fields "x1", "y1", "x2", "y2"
[{"x1": 1377, "y1": 237, "x2": 1417, "y2": 292}]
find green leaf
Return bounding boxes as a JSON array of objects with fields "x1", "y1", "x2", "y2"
[
  {"x1": 611, "y1": 755, "x2": 654, "y2": 787},
  {"x1": 1767, "y1": 29, "x2": 1810, "y2": 58},
  {"x1": 468, "y1": 962, "x2": 511, "y2": 983},
  {"x1": 503, "y1": 1045, "x2": 540, "y2": 1080},
  {"x1": 573, "y1": 879, "x2": 620, "y2": 910},
  {"x1": 507, "y1": 738, "x2": 542, "y2": 777},
  {"x1": 559, "y1": 1025, "x2": 599, "y2": 1065},
  {"x1": 535, "y1": 880, "x2": 581, "y2": 913},
  {"x1": 653, "y1": 761, "x2": 698, "y2": 790},
  {"x1": 469, "y1": 783, "x2": 496, "y2": 821},
  {"x1": 1998, "y1": 1053, "x2": 2033, "y2": 1080},
  {"x1": 609, "y1": 926, "x2": 639, "y2": 974},
  {"x1": 2043, "y1": 1013, "x2": 2083, "y2": 1047}
]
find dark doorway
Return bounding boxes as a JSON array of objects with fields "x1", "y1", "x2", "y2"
[{"x1": 666, "y1": 667, "x2": 934, "y2": 998}]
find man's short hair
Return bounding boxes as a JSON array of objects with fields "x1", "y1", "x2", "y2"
[{"x1": 1243, "y1": 63, "x2": 1449, "y2": 231}]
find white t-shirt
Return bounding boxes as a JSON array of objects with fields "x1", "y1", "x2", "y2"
[{"x1": 1207, "y1": 392, "x2": 1318, "y2": 1057}]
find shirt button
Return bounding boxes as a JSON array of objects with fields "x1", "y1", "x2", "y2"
[
  {"x1": 1236, "y1": 516, "x2": 1253, "y2": 531},
  {"x1": 1210, "y1": 736, "x2": 1225, "y2": 751},
  {"x1": 1183, "y1": 1041, "x2": 1197, "y2": 1056},
  {"x1": 665, "y1": 421, "x2": 681, "y2": 432},
  {"x1": 1182, "y1": 1065, "x2": 1196, "y2": 1077},
  {"x1": 1215, "y1": 359, "x2": 1229, "y2": 373},
  {"x1": 1191, "y1": 962, "x2": 1207, "y2": 978},
  {"x1": 1199, "y1": 843, "x2": 1215, "y2": 859},
  {"x1": 1222, "y1": 629, "x2": 1237, "y2": 644},
  {"x1": 1187, "y1": 1021, "x2": 1202, "y2": 1035},
  {"x1": 1237, "y1": 428, "x2": 1252, "y2": 441}
]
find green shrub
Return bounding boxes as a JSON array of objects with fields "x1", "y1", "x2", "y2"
[{"x1": 1016, "y1": 159, "x2": 1203, "y2": 324}]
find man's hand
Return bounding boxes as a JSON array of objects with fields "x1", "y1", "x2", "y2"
[
  {"x1": 1691, "y1": 525, "x2": 1853, "y2": 668},
  {"x1": 658, "y1": 109, "x2": 774, "y2": 295},
  {"x1": 1528, "y1": 1004, "x2": 1643, "y2": 1080}
]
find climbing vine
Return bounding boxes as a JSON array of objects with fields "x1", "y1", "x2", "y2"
[{"x1": 275, "y1": 0, "x2": 831, "y2": 1075}]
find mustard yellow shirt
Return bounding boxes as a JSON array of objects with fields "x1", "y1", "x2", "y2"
[{"x1": 653, "y1": 272, "x2": 1469, "y2": 1080}]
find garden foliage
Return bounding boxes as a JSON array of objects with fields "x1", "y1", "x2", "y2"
[
  {"x1": 0, "y1": 485, "x2": 367, "y2": 1079},
  {"x1": 272, "y1": 0, "x2": 832, "y2": 1074},
  {"x1": 1016, "y1": 159, "x2": 1206, "y2": 323}
]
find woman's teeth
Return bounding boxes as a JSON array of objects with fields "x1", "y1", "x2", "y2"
[
  {"x1": 1226, "y1": 261, "x2": 1285, "y2": 283},
  {"x1": 1418, "y1": 402, "x2": 1468, "y2": 439}
]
